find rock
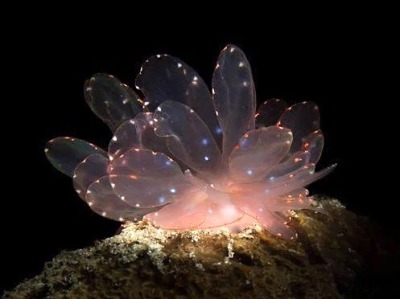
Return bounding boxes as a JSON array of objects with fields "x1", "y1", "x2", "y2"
[{"x1": 4, "y1": 198, "x2": 399, "y2": 298}]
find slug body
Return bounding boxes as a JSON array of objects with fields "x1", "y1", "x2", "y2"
[{"x1": 46, "y1": 45, "x2": 335, "y2": 238}]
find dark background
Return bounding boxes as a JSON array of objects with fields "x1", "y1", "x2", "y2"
[{"x1": 2, "y1": 12, "x2": 395, "y2": 292}]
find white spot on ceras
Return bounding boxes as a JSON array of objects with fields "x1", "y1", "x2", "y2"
[
  {"x1": 44, "y1": 148, "x2": 49, "y2": 153},
  {"x1": 86, "y1": 86, "x2": 93, "y2": 91},
  {"x1": 118, "y1": 217, "x2": 124, "y2": 222},
  {"x1": 122, "y1": 98, "x2": 129, "y2": 104},
  {"x1": 243, "y1": 81, "x2": 248, "y2": 87},
  {"x1": 239, "y1": 62, "x2": 244, "y2": 67},
  {"x1": 101, "y1": 212, "x2": 107, "y2": 217},
  {"x1": 112, "y1": 136, "x2": 117, "y2": 142},
  {"x1": 111, "y1": 183, "x2": 116, "y2": 188},
  {"x1": 204, "y1": 156, "x2": 209, "y2": 161},
  {"x1": 135, "y1": 203, "x2": 140, "y2": 207},
  {"x1": 156, "y1": 54, "x2": 161, "y2": 58},
  {"x1": 229, "y1": 47, "x2": 235, "y2": 53},
  {"x1": 177, "y1": 63, "x2": 182, "y2": 68},
  {"x1": 170, "y1": 188, "x2": 176, "y2": 193},
  {"x1": 121, "y1": 196, "x2": 125, "y2": 201}
]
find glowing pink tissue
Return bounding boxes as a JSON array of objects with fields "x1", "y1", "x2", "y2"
[{"x1": 45, "y1": 45, "x2": 335, "y2": 238}]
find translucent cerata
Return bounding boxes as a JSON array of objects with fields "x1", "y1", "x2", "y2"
[{"x1": 46, "y1": 45, "x2": 335, "y2": 239}]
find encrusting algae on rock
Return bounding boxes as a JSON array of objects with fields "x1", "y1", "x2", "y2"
[{"x1": 5, "y1": 198, "x2": 397, "y2": 298}]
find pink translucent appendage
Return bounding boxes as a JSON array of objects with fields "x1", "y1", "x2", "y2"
[
  {"x1": 144, "y1": 186, "x2": 245, "y2": 230},
  {"x1": 143, "y1": 183, "x2": 312, "y2": 237}
]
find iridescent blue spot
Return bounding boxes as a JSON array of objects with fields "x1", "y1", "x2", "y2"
[
  {"x1": 215, "y1": 126, "x2": 223, "y2": 134},
  {"x1": 158, "y1": 196, "x2": 166, "y2": 203},
  {"x1": 240, "y1": 138, "x2": 250, "y2": 149},
  {"x1": 201, "y1": 138, "x2": 209, "y2": 145},
  {"x1": 165, "y1": 160, "x2": 172, "y2": 166},
  {"x1": 247, "y1": 169, "x2": 253, "y2": 175}
]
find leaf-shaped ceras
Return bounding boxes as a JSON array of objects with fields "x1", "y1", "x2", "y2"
[{"x1": 45, "y1": 44, "x2": 335, "y2": 238}]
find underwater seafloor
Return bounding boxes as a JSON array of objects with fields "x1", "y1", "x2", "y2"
[{"x1": 4, "y1": 198, "x2": 399, "y2": 298}]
